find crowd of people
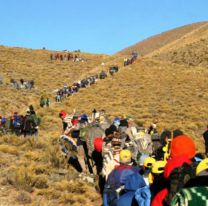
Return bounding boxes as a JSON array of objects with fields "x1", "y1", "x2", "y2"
[
  {"x1": 57, "y1": 109, "x2": 208, "y2": 206},
  {"x1": 124, "y1": 51, "x2": 139, "y2": 66},
  {"x1": 2, "y1": 50, "x2": 208, "y2": 205},
  {"x1": 0, "y1": 105, "x2": 41, "y2": 137},
  {"x1": 50, "y1": 53, "x2": 84, "y2": 62},
  {"x1": 54, "y1": 67, "x2": 118, "y2": 102},
  {"x1": 10, "y1": 78, "x2": 34, "y2": 90}
]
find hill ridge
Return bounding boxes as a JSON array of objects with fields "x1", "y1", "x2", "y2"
[{"x1": 117, "y1": 21, "x2": 208, "y2": 56}]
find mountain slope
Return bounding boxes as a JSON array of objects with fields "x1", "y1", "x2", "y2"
[
  {"x1": 0, "y1": 46, "x2": 108, "y2": 114},
  {"x1": 1, "y1": 21, "x2": 208, "y2": 206},
  {"x1": 117, "y1": 22, "x2": 207, "y2": 56},
  {"x1": 151, "y1": 22, "x2": 208, "y2": 67}
]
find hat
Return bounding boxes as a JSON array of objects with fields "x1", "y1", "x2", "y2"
[
  {"x1": 93, "y1": 137, "x2": 103, "y2": 153},
  {"x1": 196, "y1": 158, "x2": 208, "y2": 175},
  {"x1": 71, "y1": 118, "x2": 79, "y2": 125},
  {"x1": 152, "y1": 161, "x2": 167, "y2": 174},
  {"x1": 144, "y1": 157, "x2": 156, "y2": 168},
  {"x1": 113, "y1": 117, "x2": 120, "y2": 126},
  {"x1": 119, "y1": 149, "x2": 132, "y2": 164},
  {"x1": 170, "y1": 135, "x2": 196, "y2": 159},
  {"x1": 59, "y1": 111, "x2": 67, "y2": 118}
]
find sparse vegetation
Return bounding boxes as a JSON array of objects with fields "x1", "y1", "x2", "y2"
[{"x1": 0, "y1": 22, "x2": 208, "y2": 205}]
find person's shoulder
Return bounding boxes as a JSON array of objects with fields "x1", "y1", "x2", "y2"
[{"x1": 203, "y1": 130, "x2": 208, "y2": 136}]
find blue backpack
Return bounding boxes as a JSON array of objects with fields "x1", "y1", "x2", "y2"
[
  {"x1": 103, "y1": 170, "x2": 146, "y2": 206},
  {"x1": 13, "y1": 115, "x2": 21, "y2": 128},
  {"x1": 1, "y1": 117, "x2": 6, "y2": 125}
]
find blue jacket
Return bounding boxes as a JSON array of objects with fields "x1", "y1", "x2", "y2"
[{"x1": 103, "y1": 165, "x2": 146, "y2": 206}]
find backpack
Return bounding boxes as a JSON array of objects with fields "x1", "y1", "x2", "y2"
[
  {"x1": 1, "y1": 117, "x2": 6, "y2": 125},
  {"x1": 164, "y1": 162, "x2": 198, "y2": 205},
  {"x1": 13, "y1": 115, "x2": 22, "y2": 128},
  {"x1": 170, "y1": 187, "x2": 208, "y2": 206},
  {"x1": 31, "y1": 114, "x2": 41, "y2": 126},
  {"x1": 103, "y1": 172, "x2": 146, "y2": 206}
]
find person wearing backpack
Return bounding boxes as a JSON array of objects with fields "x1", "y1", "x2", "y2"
[
  {"x1": 103, "y1": 149, "x2": 146, "y2": 206},
  {"x1": 151, "y1": 135, "x2": 196, "y2": 206}
]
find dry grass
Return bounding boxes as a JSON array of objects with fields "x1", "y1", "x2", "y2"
[
  {"x1": 0, "y1": 23, "x2": 208, "y2": 205},
  {"x1": 0, "y1": 144, "x2": 19, "y2": 156}
]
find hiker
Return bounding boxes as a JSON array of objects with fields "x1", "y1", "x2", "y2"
[
  {"x1": 152, "y1": 135, "x2": 196, "y2": 206},
  {"x1": 148, "y1": 122, "x2": 158, "y2": 135},
  {"x1": 203, "y1": 125, "x2": 208, "y2": 156},
  {"x1": 172, "y1": 129, "x2": 183, "y2": 138},
  {"x1": 23, "y1": 107, "x2": 40, "y2": 137},
  {"x1": 46, "y1": 98, "x2": 50, "y2": 107},
  {"x1": 59, "y1": 134, "x2": 83, "y2": 173},
  {"x1": 0, "y1": 116, "x2": 7, "y2": 134},
  {"x1": 10, "y1": 79, "x2": 19, "y2": 89},
  {"x1": 150, "y1": 160, "x2": 167, "y2": 198},
  {"x1": 184, "y1": 158, "x2": 208, "y2": 187},
  {"x1": 0, "y1": 76, "x2": 3, "y2": 85},
  {"x1": 59, "y1": 110, "x2": 79, "y2": 135},
  {"x1": 103, "y1": 149, "x2": 147, "y2": 206},
  {"x1": 12, "y1": 112, "x2": 23, "y2": 136},
  {"x1": 153, "y1": 130, "x2": 172, "y2": 160},
  {"x1": 40, "y1": 96, "x2": 46, "y2": 107}
]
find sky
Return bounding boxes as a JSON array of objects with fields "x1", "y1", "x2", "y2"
[{"x1": 0, "y1": 0, "x2": 207, "y2": 54}]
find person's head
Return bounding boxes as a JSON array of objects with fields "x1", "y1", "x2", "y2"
[
  {"x1": 173, "y1": 129, "x2": 183, "y2": 138},
  {"x1": 113, "y1": 117, "x2": 120, "y2": 127},
  {"x1": 25, "y1": 108, "x2": 30, "y2": 115},
  {"x1": 119, "y1": 149, "x2": 132, "y2": 164},
  {"x1": 160, "y1": 130, "x2": 172, "y2": 145},
  {"x1": 93, "y1": 137, "x2": 103, "y2": 153},
  {"x1": 170, "y1": 135, "x2": 196, "y2": 159},
  {"x1": 59, "y1": 110, "x2": 67, "y2": 119}
]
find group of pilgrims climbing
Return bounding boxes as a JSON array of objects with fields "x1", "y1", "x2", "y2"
[
  {"x1": 124, "y1": 51, "x2": 139, "y2": 66},
  {"x1": 0, "y1": 105, "x2": 41, "y2": 136},
  {"x1": 10, "y1": 78, "x2": 34, "y2": 90},
  {"x1": 50, "y1": 52, "x2": 84, "y2": 62},
  {"x1": 55, "y1": 67, "x2": 118, "y2": 102},
  {"x1": 58, "y1": 109, "x2": 208, "y2": 206},
  {"x1": 1, "y1": 50, "x2": 208, "y2": 205}
]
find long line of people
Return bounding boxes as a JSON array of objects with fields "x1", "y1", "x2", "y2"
[
  {"x1": 58, "y1": 109, "x2": 208, "y2": 206},
  {"x1": 0, "y1": 105, "x2": 41, "y2": 137},
  {"x1": 55, "y1": 67, "x2": 119, "y2": 102}
]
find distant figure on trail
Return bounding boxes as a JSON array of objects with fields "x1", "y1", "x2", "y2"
[
  {"x1": 203, "y1": 125, "x2": 208, "y2": 156},
  {"x1": 23, "y1": 106, "x2": 40, "y2": 137},
  {"x1": 0, "y1": 76, "x2": 3, "y2": 85},
  {"x1": 40, "y1": 96, "x2": 50, "y2": 108}
]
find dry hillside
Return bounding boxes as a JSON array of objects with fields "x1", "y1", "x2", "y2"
[
  {"x1": 118, "y1": 21, "x2": 207, "y2": 56},
  {"x1": 0, "y1": 21, "x2": 208, "y2": 205},
  {"x1": 151, "y1": 22, "x2": 208, "y2": 67}
]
